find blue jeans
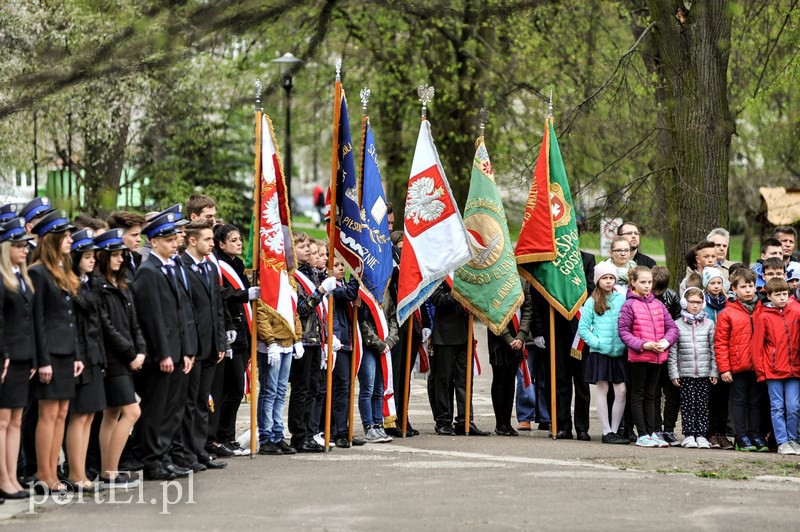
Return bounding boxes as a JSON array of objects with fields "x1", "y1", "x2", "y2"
[
  {"x1": 516, "y1": 353, "x2": 536, "y2": 422},
  {"x1": 767, "y1": 378, "x2": 800, "y2": 445},
  {"x1": 258, "y1": 351, "x2": 292, "y2": 443},
  {"x1": 358, "y1": 349, "x2": 384, "y2": 429}
]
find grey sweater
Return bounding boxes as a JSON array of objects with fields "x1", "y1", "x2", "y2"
[{"x1": 667, "y1": 312, "x2": 718, "y2": 380}]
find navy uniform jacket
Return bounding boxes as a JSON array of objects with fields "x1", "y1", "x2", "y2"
[
  {"x1": 29, "y1": 264, "x2": 80, "y2": 367},
  {"x1": 133, "y1": 256, "x2": 194, "y2": 364},
  {"x1": 181, "y1": 253, "x2": 227, "y2": 361},
  {"x1": 0, "y1": 277, "x2": 36, "y2": 364},
  {"x1": 430, "y1": 282, "x2": 469, "y2": 346}
]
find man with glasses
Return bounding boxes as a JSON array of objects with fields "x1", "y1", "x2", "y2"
[{"x1": 618, "y1": 222, "x2": 656, "y2": 269}]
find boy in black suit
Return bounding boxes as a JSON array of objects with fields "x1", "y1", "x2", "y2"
[
  {"x1": 172, "y1": 219, "x2": 228, "y2": 471},
  {"x1": 132, "y1": 212, "x2": 196, "y2": 480}
]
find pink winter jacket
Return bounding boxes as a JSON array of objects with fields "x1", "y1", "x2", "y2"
[{"x1": 618, "y1": 290, "x2": 679, "y2": 364}]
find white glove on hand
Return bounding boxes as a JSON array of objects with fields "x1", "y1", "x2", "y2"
[
  {"x1": 293, "y1": 342, "x2": 304, "y2": 360},
  {"x1": 320, "y1": 349, "x2": 328, "y2": 370},
  {"x1": 267, "y1": 344, "x2": 280, "y2": 367},
  {"x1": 226, "y1": 330, "x2": 237, "y2": 344},
  {"x1": 421, "y1": 328, "x2": 432, "y2": 342},
  {"x1": 320, "y1": 276, "x2": 337, "y2": 294},
  {"x1": 332, "y1": 336, "x2": 342, "y2": 353},
  {"x1": 248, "y1": 286, "x2": 260, "y2": 301},
  {"x1": 225, "y1": 348, "x2": 233, "y2": 359},
  {"x1": 533, "y1": 336, "x2": 546, "y2": 349}
]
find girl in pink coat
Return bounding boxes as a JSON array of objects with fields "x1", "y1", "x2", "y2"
[{"x1": 618, "y1": 266, "x2": 679, "y2": 448}]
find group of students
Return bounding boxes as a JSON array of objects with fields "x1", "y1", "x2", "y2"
[
  {"x1": 575, "y1": 225, "x2": 800, "y2": 455},
  {"x1": 2, "y1": 195, "x2": 799, "y2": 503},
  {"x1": 0, "y1": 193, "x2": 263, "y2": 503}
]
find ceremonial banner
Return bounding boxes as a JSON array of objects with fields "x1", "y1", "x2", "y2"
[
  {"x1": 452, "y1": 138, "x2": 523, "y2": 335},
  {"x1": 396, "y1": 120, "x2": 472, "y2": 325},
  {"x1": 258, "y1": 114, "x2": 297, "y2": 331},
  {"x1": 519, "y1": 118, "x2": 587, "y2": 320},
  {"x1": 332, "y1": 88, "x2": 363, "y2": 275},
  {"x1": 515, "y1": 120, "x2": 557, "y2": 263}
]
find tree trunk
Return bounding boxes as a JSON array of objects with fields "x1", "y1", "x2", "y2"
[{"x1": 644, "y1": 0, "x2": 734, "y2": 288}]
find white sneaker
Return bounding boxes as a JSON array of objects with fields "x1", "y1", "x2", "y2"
[
  {"x1": 651, "y1": 432, "x2": 669, "y2": 448},
  {"x1": 377, "y1": 427, "x2": 393, "y2": 443},
  {"x1": 681, "y1": 436, "x2": 698, "y2": 448},
  {"x1": 365, "y1": 427, "x2": 383, "y2": 443},
  {"x1": 696, "y1": 436, "x2": 711, "y2": 449},
  {"x1": 313, "y1": 432, "x2": 335, "y2": 448},
  {"x1": 789, "y1": 441, "x2": 800, "y2": 454},
  {"x1": 778, "y1": 442, "x2": 796, "y2": 455},
  {"x1": 635, "y1": 435, "x2": 657, "y2": 447}
]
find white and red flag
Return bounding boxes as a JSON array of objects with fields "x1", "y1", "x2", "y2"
[
  {"x1": 257, "y1": 114, "x2": 297, "y2": 331},
  {"x1": 396, "y1": 120, "x2": 472, "y2": 325}
]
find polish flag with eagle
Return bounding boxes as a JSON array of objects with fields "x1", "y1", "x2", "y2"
[{"x1": 396, "y1": 119, "x2": 473, "y2": 326}]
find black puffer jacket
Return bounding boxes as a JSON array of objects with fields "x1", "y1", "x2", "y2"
[
  {"x1": 95, "y1": 274, "x2": 146, "y2": 377},
  {"x1": 214, "y1": 250, "x2": 251, "y2": 351}
]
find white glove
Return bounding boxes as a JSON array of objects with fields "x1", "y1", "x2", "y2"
[
  {"x1": 321, "y1": 349, "x2": 328, "y2": 370},
  {"x1": 248, "y1": 286, "x2": 260, "y2": 301},
  {"x1": 658, "y1": 339, "x2": 670, "y2": 351},
  {"x1": 293, "y1": 342, "x2": 304, "y2": 360},
  {"x1": 332, "y1": 336, "x2": 342, "y2": 353},
  {"x1": 226, "y1": 330, "x2": 237, "y2": 344},
  {"x1": 421, "y1": 328, "x2": 431, "y2": 342},
  {"x1": 267, "y1": 344, "x2": 280, "y2": 367},
  {"x1": 533, "y1": 336, "x2": 546, "y2": 349},
  {"x1": 319, "y1": 276, "x2": 337, "y2": 294},
  {"x1": 225, "y1": 348, "x2": 233, "y2": 359}
]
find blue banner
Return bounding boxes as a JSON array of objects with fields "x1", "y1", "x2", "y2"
[{"x1": 334, "y1": 88, "x2": 364, "y2": 274}]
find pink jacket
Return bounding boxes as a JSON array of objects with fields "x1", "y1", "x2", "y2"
[{"x1": 618, "y1": 290, "x2": 679, "y2": 364}]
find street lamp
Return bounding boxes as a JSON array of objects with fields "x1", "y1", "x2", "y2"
[{"x1": 271, "y1": 52, "x2": 304, "y2": 207}]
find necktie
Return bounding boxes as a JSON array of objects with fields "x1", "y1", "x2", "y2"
[
  {"x1": 15, "y1": 271, "x2": 26, "y2": 293},
  {"x1": 200, "y1": 262, "x2": 210, "y2": 289}
]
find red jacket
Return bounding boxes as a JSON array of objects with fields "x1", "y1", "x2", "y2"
[
  {"x1": 714, "y1": 299, "x2": 759, "y2": 375},
  {"x1": 751, "y1": 303, "x2": 800, "y2": 381}
]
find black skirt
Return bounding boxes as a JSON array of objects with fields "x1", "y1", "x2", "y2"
[
  {"x1": 584, "y1": 351, "x2": 628, "y2": 385},
  {"x1": 0, "y1": 360, "x2": 31, "y2": 408},
  {"x1": 33, "y1": 355, "x2": 76, "y2": 400},
  {"x1": 71, "y1": 364, "x2": 107, "y2": 413},
  {"x1": 104, "y1": 374, "x2": 136, "y2": 408}
]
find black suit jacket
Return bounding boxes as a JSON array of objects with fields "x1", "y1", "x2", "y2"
[
  {"x1": 28, "y1": 264, "x2": 79, "y2": 367},
  {"x1": 0, "y1": 278, "x2": 36, "y2": 363},
  {"x1": 633, "y1": 251, "x2": 657, "y2": 269},
  {"x1": 133, "y1": 256, "x2": 192, "y2": 364},
  {"x1": 430, "y1": 282, "x2": 469, "y2": 346},
  {"x1": 181, "y1": 254, "x2": 226, "y2": 361}
]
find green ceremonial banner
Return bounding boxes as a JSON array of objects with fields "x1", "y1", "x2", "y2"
[
  {"x1": 452, "y1": 138, "x2": 523, "y2": 335},
  {"x1": 519, "y1": 118, "x2": 587, "y2": 320}
]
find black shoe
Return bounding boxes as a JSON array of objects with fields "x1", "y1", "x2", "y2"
[
  {"x1": 334, "y1": 437, "x2": 351, "y2": 449},
  {"x1": 277, "y1": 441, "x2": 297, "y2": 455},
  {"x1": 454, "y1": 423, "x2": 490, "y2": 436},
  {"x1": 537, "y1": 422, "x2": 551, "y2": 431},
  {"x1": 351, "y1": 436, "x2": 366, "y2": 446},
  {"x1": 178, "y1": 462, "x2": 207, "y2": 473},
  {"x1": 206, "y1": 442, "x2": 234, "y2": 458},
  {"x1": 258, "y1": 441, "x2": 283, "y2": 455},
  {"x1": 406, "y1": 422, "x2": 420, "y2": 436},
  {"x1": 576, "y1": 431, "x2": 592, "y2": 441},
  {"x1": 144, "y1": 466, "x2": 176, "y2": 481},
  {"x1": 0, "y1": 488, "x2": 30, "y2": 499},
  {"x1": 436, "y1": 425, "x2": 455, "y2": 436},
  {"x1": 201, "y1": 458, "x2": 227, "y2": 469},
  {"x1": 495, "y1": 426, "x2": 518, "y2": 436},
  {"x1": 384, "y1": 427, "x2": 404, "y2": 438},
  {"x1": 164, "y1": 463, "x2": 190, "y2": 478},
  {"x1": 296, "y1": 440, "x2": 325, "y2": 453},
  {"x1": 119, "y1": 458, "x2": 144, "y2": 472},
  {"x1": 555, "y1": 430, "x2": 573, "y2": 440}
]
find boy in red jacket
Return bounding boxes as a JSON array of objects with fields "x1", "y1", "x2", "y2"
[
  {"x1": 715, "y1": 268, "x2": 767, "y2": 451},
  {"x1": 752, "y1": 278, "x2": 800, "y2": 455}
]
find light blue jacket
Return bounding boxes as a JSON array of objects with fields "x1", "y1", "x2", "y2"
[{"x1": 577, "y1": 291, "x2": 626, "y2": 357}]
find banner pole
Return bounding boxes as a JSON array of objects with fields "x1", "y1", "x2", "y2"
[
  {"x1": 464, "y1": 314, "x2": 475, "y2": 435},
  {"x1": 401, "y1": 319, "x2": 413, "y2": 437},
  {"x1": 347, "y1": 304, "x2": 358, "y2": 442},
  {"x1": 324, "y1": 64, "x2": 342, "y2": 452},
  {"x1": 249, "y1": 85, "x2": 263, "y2": 458},
  {"x1": 549, "y1": 305, "x2": 557, "y2": 440}
]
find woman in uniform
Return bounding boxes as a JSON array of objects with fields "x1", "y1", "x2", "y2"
[{"x1": 29, "y1": 210, "x2": 83, "y2": 493}]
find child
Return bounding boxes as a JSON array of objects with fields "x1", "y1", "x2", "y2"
[
  {"x1": 758, "y1": 257, "x2": 785, "y2": 302},
  {"x1": 751, "y1": 278, "x2": 800, "y2": 455},
  {"x1": 668, "y1": 287, "x2": 718, "y2": 449},
  {"x1": 715, "y1": 268, "x2": 767, "y2": 452},
  {"x1": 752, "y1": 238, "x2": 784, "y2": 289},
  {"x1": 651, "y1": 266, "x2": 681, "y2": 446},
  {"x1": 702, "y1": 266, "x2": 732, "y2": 449},
  {"x1": 618, "y1": 266, "x2": 679, "y2": 447},
  {"x1": 578, "y1": 262, "x2": 629, "y2": 444}
]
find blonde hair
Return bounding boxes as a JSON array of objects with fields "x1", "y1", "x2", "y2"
[
  {"x1": 31, "y1": 232, "x2": 80, "y2": 295},
  {"x1": 0, "y1": 242, "x2": 33, "y2": 293}
]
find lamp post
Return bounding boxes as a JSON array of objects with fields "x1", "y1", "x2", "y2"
[{"x1": 271, "y1": 52, "x2": 304, "y2": 206}]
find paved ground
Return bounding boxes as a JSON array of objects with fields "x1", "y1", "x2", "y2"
[{"x1": 4, "y1": 324, "x2": 799, "y2": 530}]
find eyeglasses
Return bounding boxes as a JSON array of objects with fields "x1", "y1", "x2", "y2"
[
  {"x1": 686, "y1": 300, "x2": 704, "y2": 305},
  {"x1": 611, "y1": 249, "x2": 631, "y2": 254},
  {"x1": 621, "y1": 231, "x2": 640, "y2": 236}
]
